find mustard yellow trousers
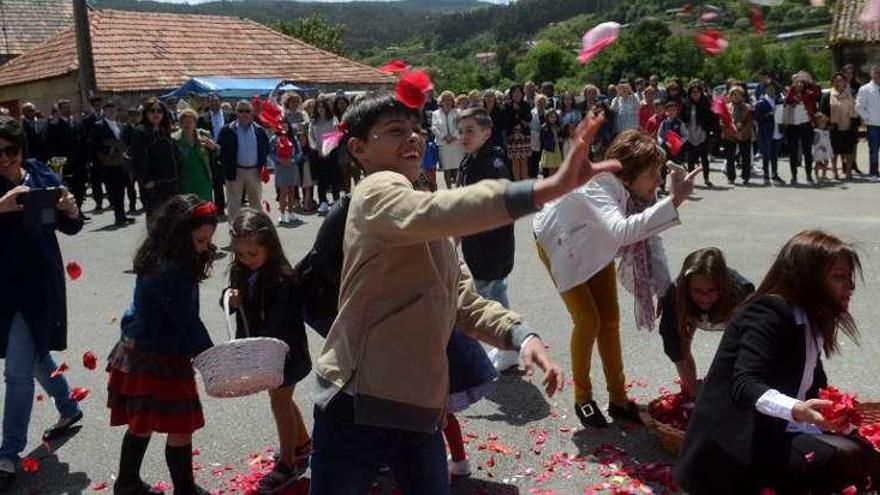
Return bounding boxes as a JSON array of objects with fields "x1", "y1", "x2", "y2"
[{"x1": 537, "y1": 243, "x2": 628, "y2": 406}]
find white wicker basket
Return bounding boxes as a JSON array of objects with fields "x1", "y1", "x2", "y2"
[{"x1": 194, "y1": 291, "x2": 289, "y2": 398}]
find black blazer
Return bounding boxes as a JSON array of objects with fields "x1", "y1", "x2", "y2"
[
  {"x1": 22, "y1": 119, "x2": 48, "y2": 162},
  {"x1": 196, "y1": 110, "x2": 232, "y2": 139},
  {"x1": 46, "y1": 117, "x2": 85, "y2": 169},
  {"x1": 676, "y1": 295, "x2": 828, "y2": 493},
  {"x1": 217, "y1": 121, "x2": 270, "y2": 181},
  {"x1": 89, "y1": 119, "x2": 127, "y2": 168}
]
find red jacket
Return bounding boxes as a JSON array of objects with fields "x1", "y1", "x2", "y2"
[
  {"x1": 785, "y1": 83, "x2": 822, "y2": 119},
  {"x1": 645, "y1": 113, "x2": 663, "y2": 136},
  {"x1": 639, "y1": 102, "x2": 655, "y2": 131}
]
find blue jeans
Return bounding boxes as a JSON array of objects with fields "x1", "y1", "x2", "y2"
[
  {"x1": 474, "y1": 279, "x2": 509, "y2": 309},
  {"x1": 0, "y1": 313, "x2": 79, "y2": 461},
  {"x1": 309, "y1": 395, "x2": 450, "y2": 495},
  {"x1": 867, "y1": 125, "x2": 880, "y2": 175}
]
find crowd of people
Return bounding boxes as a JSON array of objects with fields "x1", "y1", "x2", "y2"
[{"x1": 1, "y1": 62, "x2": 880, "y2": 495}]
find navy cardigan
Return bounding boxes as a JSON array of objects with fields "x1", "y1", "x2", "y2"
[
  {"x1": 0, "y1": 159, "x2": 83, "y2": 358},
  {"x1": 120, "y1": 263, "x2": 213, "y2": 357}
]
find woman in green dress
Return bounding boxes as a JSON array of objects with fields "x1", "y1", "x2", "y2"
[{"x1": 174, "y1": 108, "x2": 217, "y2": 202}]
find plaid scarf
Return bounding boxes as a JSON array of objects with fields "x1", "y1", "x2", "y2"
[{"x1": 618, "y1": 194, "x2": 656, "y2": 332}]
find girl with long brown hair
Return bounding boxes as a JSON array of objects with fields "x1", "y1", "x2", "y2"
[
  {"x1": 678, "y1": 230, "x2": 880, "y2": 494},
  {"x1": 658, "y1": 248, "x2": 753, "y2": 398}
]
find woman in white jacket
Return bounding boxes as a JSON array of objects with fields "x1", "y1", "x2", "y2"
[
  {"x1": 432, "y1": 90, "x2": 465, "y2": 189},
  {"x1": 533, "y1": 129, "x2": 701, "y2": 429}
]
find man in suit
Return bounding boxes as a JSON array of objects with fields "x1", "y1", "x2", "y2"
[
  {"x1": 217, "y1": 99, "x2": 269, "y2": 220},
  {"x1": 20, "y1": 102, "x2": 48, "y2": 162},
  {"x1": 47, "y1": 98, "x2": 89, "y2": 219},
  {"x1": 121, "y1": 107, "x2": 141, "y2": 213},
  {"x1": 90, "y1": 101, "x2": 135, "y2": 226},
  {"x1": 82, "y1": 95, "x2": 106, "y2": 213},
  {"x1": 197, "y1": 93, "x2": 231, "y2": 216}
]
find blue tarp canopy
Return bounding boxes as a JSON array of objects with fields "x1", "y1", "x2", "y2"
[{"x1": 161, "y1": 77, "x2": 306, "y2": 100}]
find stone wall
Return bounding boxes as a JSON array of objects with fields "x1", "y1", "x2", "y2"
[{"x1": 0, "y1": 74, "x2": 81, "y2": 116}]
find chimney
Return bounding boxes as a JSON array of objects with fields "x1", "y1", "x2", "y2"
[{"x1": 73, "y1": 0, "x2": 97, "y2": 109}]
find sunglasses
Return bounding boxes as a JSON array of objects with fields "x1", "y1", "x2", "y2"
[
  {"x1": 147, "y1": 107, "x2": 164, "y2": 114},
  {"x1": 0, "y1": 144, "x2": 21, "y2": 159},
  {"x1": 238, "y1": 109, "x2": 252, "y2": 114}
]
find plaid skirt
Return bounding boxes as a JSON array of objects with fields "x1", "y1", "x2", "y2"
[
  {"x1": 106, "y1": 339, "x2": 205, "y2": 434},
  {"x1": 507, "y1": 131, "x2": 532, "y2": 161}
]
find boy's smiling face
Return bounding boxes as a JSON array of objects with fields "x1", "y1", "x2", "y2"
[{"x1": 348, "y1": 114, "x2": 424, "y2": 182}]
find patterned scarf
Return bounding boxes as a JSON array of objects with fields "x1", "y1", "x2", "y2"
[{"x1": 618, "y1": 194, "x2": 656, "y2": 331}]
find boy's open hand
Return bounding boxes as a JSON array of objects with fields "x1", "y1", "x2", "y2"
[
  {"x1": 521, "y1": 337, "x2": 564, "y2": 397},
  {"x1": 533, "y1": 113, "x2": 622, "y2": 206}
]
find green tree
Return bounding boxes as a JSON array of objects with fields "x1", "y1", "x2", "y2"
[
  {"x1": 514, "y1": 41, "x2": 574, "y2": 85},
  {"x1": 268, "y1": 13, "x2": 346, "y2": 55},
  {"x1": 744, "y1": 36, "x2": 769, "y2": 79}
]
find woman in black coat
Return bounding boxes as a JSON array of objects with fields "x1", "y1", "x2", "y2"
[
  {"x1": 131, "y1": 98, "x2": 182, "y2": 221},
  {"x1": 679, "y1": 81, "x2": 717, "y2": 187},
  {"x1": 677, "y1": 230, "x2": 880, "y2": 495},
  {"x1": 0, "y1": 117, "x2": 83, "y2": 490}
]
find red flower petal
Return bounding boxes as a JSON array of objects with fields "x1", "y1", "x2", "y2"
[
  {"x1": 65, "y1": 262, "x2": 82, "y2": 281},
  {"x1": 842, "y1": 485, "x2": 857, "y2": 495},
  {"x1": 192, "y1": 448, "x2": 201, "y2": 456},
  {"x1": 69, "y1": 387, "x2": 89, "y2": 402},
  {"x1": 379, "y1": 59, "x2": 410, "y2": 74},
  {"x1": 576, "y1": 22, "x2": 620, "y2": 65},
  {"x1": 694, "y1": 30, "x2": 728, "y2": 56},
  {"x1": 36, "y1": 394, "x2": 44, "y2": 402},
  {"x1": 804, "y1": 451, "x2": 816, "y2": 463},
  {"x1": 50, "y1": 362, "x2": 69, "y2": 378},
  {"x1": 395, "y1": 70, "x2": 433, "y2": 109},
  {"x1": 665, "y1": 130, "x2": 684, "y2": 157},
  {"x1": 21, "y1": 457, "x2": 39, "y2": 473},
  {"x1": 262, "y1": 200, "x2": 271, "y2": 214},
  {"x1": 82, "y1": 351, "x2": 98, "y2": 371},
  {"x1": 749, "y1": 6, "x2": 764, "y2": 34},
  {"x1": 152, "y1": 481, "x2": 172, "y2": 492},
  {"x1": 92, "y1": 481, "x2": 108, "y2": 491},
  {"x1": 260, "y1": 166, "x2": 271, "y2": 184}
]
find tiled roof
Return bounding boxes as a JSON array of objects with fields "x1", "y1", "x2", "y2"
[
  {"x1": 830, "y1": 0, "x2": 880, "y2": 45},
  {"x1": 0, "y1": 8, "x2": 396, "y2": 90},
  {"x1": 0, "y1": 0, "x2": 74, "y2": 56}
]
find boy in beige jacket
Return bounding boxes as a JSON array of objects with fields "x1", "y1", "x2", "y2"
[{"x1": 309, "y1": 94, "x2": 620, "y2": 494}]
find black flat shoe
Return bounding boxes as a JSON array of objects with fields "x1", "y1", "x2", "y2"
[
  {"x1": 575, "y1": 400, "x2": 609, "y2": 429},
  {"x1": 608, "y1": 400, "x2": 644, "y2": 425},
  {"x1": 42, "y1": 410, "x2": 83, "y2": 442}
]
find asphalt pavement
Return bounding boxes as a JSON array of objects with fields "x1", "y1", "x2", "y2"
[{"x1": 5, "y1": 147, "x2": 880, "y2": 495}]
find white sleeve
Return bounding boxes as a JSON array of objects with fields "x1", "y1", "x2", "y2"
[
  {"x1": 755, "y1": 389, "x2": 799, "y2": 422},
  {"x1": 588, "y1": 178, "x2": 680, "y2": 246},
  {"x1": 431, "y1": 110, "x2": 445, "y2": 140}
]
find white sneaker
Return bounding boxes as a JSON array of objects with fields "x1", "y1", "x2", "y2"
[
  {"x1": 317, "y1": 202, "x2": 330, "y2": 216},
  {"x1": 278, "y1": 212, "x2": 288, "y2": 225},
  {"x1": 487, "y1": 348, "x2": 519, "y2": 372},
  {"x1": 448, "y1": 457, "x2": 471, "y2": 477}
]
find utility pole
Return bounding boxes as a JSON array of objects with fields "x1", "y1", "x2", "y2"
[{"x1": 73, "y1": 0, "x2": 97, "y2": 110}]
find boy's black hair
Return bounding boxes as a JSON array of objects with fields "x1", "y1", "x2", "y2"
[
  {"x1": 133, "y1": 194, "x2": 218, "y2": 282},
  {"x1": 664, "y1": 99, "x2": 680, "y2": 108},
  {"x1": 457, "y1": 107, "x2": 493, "y2": 129},
  {"x1": 340, "y1": 92, "x2": 420, "y2": 140}
]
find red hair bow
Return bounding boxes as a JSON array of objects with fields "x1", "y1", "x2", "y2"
[{"x1": 192, "y1": 201, "x2": 218, "y2": 218}]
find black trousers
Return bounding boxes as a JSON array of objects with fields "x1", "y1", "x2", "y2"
[
  {"x1": 787, "y1": 123, "x2": 814, "y2": 180},
  {"x1": 103, "y1": 166, "x2": 128, "y2": 222},
  {"x1": 528, "y1": 150, "x2": 541, "y2": 178},
  {"x1": 314, "y1": 150, "x2": 341, "y2": 203},
  {"x1": 725, "y1": 140, "x2": 751, "y2": 181},
  {"x1": 685, "y1": 141, "x2": 711, "y2": 182},
  {"x1": 90, "y1": 162, "x2": 105, "y2": 208},
  {"x1": 122, "y1": 173, "x2": 138, "y2": 210},
  {"x1": 681, "y1": 433, "x2": 880, "y2": 495},
  {"x1": 210, "y1": 158, "x2": 226, "y2": 214},
  {"x1": 64, "y1": 162, "x2": 88, "y2": 209}
]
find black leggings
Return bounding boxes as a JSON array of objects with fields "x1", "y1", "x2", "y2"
[
  {"x1": 313, "y1": 150, "x2": 341, "y2": 203},
  {"x1": 787, "y1": 123, "x2": 814, "y2": 180},
  {"x1": 685, "y1": 141, "x2": 711, "y2": 183}
]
